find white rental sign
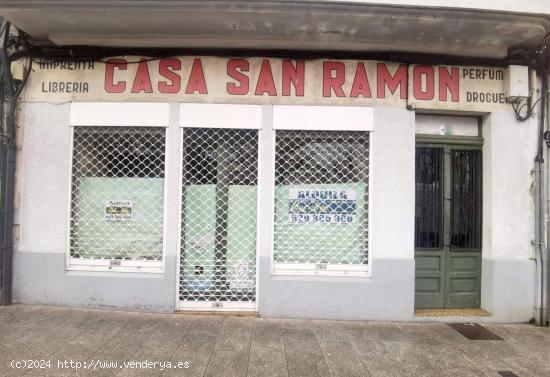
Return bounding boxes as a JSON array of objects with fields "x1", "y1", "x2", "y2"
[
  {"x1": 288, "y1": 189, "x2": 357, "y2": 224},
  {"x1": 104, "y1": 200, "x2": 133, "y2": 221}
]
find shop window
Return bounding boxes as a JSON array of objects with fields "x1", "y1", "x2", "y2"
[
  {"x1": 68, "y1": 126, "x2": 166, "y2": 268},
  {"x1": 273, "y1": 130, "x2": 369, "y2": 271}
]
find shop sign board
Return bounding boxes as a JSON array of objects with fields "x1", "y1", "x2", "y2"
[
  {"x1": 288, "y1": 189, "x2": 357, "y2": 224},
  {"x1": 22, "y1": 56, "x2": 513, "y2": 112},
  {"x1": 407, "y1": 64, "x2": 509, "y2": 111}
]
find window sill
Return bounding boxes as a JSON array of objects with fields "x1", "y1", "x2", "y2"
[
  {"x1": 272, "y1": 263, "x2": 370, "y2": 277},
  {"x1": 67, "y1": 258, "x2": 163, "y2": 273}
]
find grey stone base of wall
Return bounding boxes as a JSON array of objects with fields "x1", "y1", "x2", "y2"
[
  {"x1": 13, "y1": 251, "x2": 177, "y2": 312},
  {"x1": 481, "y1": 258, "x2": 536, "y2": 323},
  {"x1": 12, "y1": 252, "x2": 536, "y2": 322},
  {"x1": 258, "y1": 258, "x2": 416, "y2": 321}
]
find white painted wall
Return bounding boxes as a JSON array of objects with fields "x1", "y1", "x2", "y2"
[
  {"x1": 480, "y1": 110, "x2": 538, "y2": 321},
  {"x1": 482, "y1": 111, "x2": 538, "y2": 260},
  {"x1": 18, "y1": 103, "x2": 71, "y2": 254},
  {"x1": 371, "y1": 106, "x2": 416, "y2": 260}
]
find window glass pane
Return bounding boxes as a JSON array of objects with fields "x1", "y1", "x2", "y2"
[
  {"x1": 180, "y1": 128, "x2": 258, "y2": 302},
  {"x1": 69, "y1": 126, "x2": 166, "y2": 261},
  {"x1": 415, "y1": 147, "x2": 443, "y2": 249},
  {"x1": 415, "y1": 115, "x2": 479, "y2": 136},
  {"x1": 274, "y1": 130, "x2": 369, "y2": 265},
  {"x1": 451, "y1": 149, "x2": 482, "y2": 249}
]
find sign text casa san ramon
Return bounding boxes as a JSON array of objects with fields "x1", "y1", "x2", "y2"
[{"x1": 25, "y1": 56, "x2": 511, "y2": 112}]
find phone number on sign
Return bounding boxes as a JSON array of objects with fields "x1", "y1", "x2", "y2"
[{"x1": 289, "y1": 214, "x2": 356, "y2": 224}]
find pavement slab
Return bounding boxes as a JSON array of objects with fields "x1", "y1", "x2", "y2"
[
  {"x1": 0, "y1": 305, "x2": 548, "y2": 377},
  {"x1": 248, "y1": 337, "x2": 288, "y2": 377}
]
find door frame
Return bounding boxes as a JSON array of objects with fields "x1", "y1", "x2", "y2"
[{"x1": 414, "y1": 133, "x2": 483, "y2": 309}]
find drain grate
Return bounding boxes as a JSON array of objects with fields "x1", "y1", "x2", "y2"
[
  {"x1": 498, "y1": 372, "x2": 519, "y2": 377},
  {"x1": 448, "y1": 323, "x2": 504, "y2": 340}
]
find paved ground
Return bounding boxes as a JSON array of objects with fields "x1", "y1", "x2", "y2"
[{"x1": 0, "y1": 305, "x2": 549, "y2": 377}]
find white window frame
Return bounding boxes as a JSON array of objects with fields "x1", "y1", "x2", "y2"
[
  {"x1": 177, "y1": 103, "x2": 262, "y2": 311},
  {"x1": 66, "y1": 102, "x2": 170, "y2": 273},
  {"x1": 270, "y1": 105, "x2": 374, "y2": 277},
  {"x1": 180, "y1": 103, "x2": 262, "y2": 129}
]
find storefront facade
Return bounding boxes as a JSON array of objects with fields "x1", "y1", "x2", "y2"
[
  {"x1": 0, "y1": 0, "x2": 548, "y2": 324},
  {"x1": 5, "y1": 54, "x2": 539, "y2": 322}
]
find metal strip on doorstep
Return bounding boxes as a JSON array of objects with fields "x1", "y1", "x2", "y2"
[{"x1": 448, "y1": 323, "x2": 504, "y2": 340}]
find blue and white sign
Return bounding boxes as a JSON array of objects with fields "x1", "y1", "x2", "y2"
[{"x1": 288, "y1": 189, "x2": 357, "y2": 224}]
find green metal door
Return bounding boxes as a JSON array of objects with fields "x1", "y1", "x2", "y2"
[{"x1": 415, "y1": 145, "x2": 482, "y2": 309}]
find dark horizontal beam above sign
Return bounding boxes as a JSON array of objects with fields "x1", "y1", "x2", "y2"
[{"x1": 0, "y1": 1, "x2": 548, "y2": 59}]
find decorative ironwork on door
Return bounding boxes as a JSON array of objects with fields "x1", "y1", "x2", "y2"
[
  {"x1": 415, "y1": 147, "x2": 443, "y2": 249},
  {"x1": 451, "y1": 150, "x2": 482, "y2": 250}
]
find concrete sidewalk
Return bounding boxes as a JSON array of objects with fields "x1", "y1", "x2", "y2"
[{"x1": 0, "y1": 305, "x2": 548, "y2": 377}]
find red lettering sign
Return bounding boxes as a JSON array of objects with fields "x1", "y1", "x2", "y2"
[
  {"x1": 282, "y1": 60, "x2": 305, "y2": 97},
  {"x1": 104, "y1": 58, "x2": 127, "y2": 93},
  {"x1": 350, "y1": 63, "x2": 372, "y2": 98},
  {"x1": 185, "y1": 58, "x2": 208, "y2": 94},
  {"x1": 377, "y1": 63, "x2": 407, "y2": 99},
  {"x1": 323, "y1": 61, "x2": 345, "y2": 97},
  {"x1": 227, "y1": 59, "x2": 250, "y2": 95},
  {"x1": 158, "y1": 59, "x2": 181, "y2": 94},
  {"x1": 255, "y1": 60, "x2": 277, "y2": 96},
  {"x1": 413, "y1": 66, "x2": 435, "y2": 100},
  {"x1": 439, "y1": 67, "x2": 460, "y2": 102},
  {"x1": 131, "y1": 59, "x2": 153, "y2": 94}
]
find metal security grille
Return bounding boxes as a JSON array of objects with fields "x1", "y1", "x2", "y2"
[
  {"x1": 180, "y1": 128, "x2": 258, "y2": 303},
  {"x1": 274, "y1": 130, "x2": 369, "y2": 265},
  {"x1": 69, "y1": 127, "x2": 166, "y2": 261},
  {"x1": 451, "y1": 149, "x2": 482, "y2": 249},
  {"x1": 415, "y1": 147, "x2": 443, "y2": 249}
]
